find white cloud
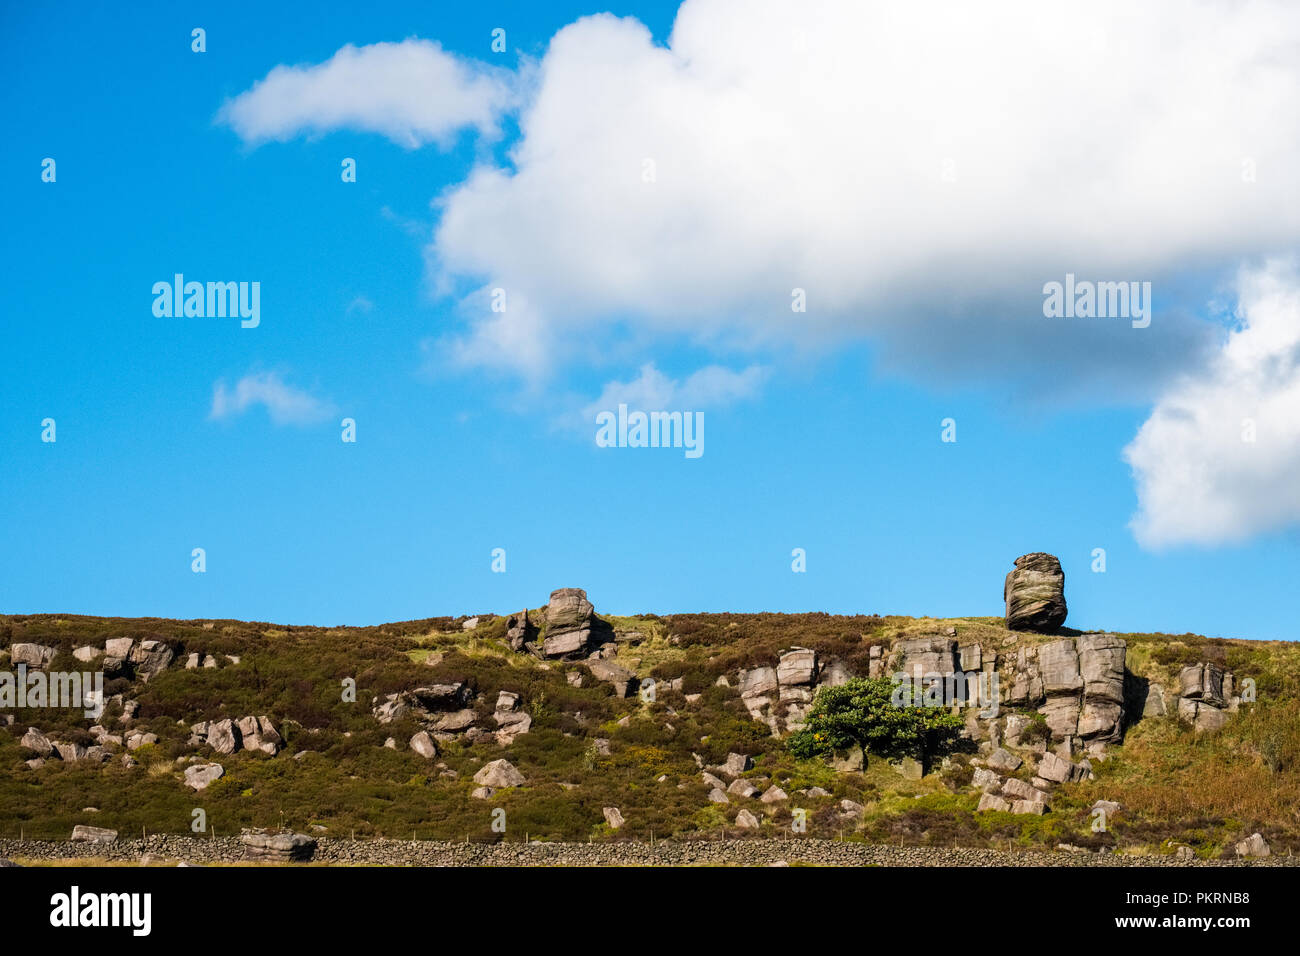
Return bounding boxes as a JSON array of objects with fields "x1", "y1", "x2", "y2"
[
  {"x1": 217, "y1": 38, "x2": 513, "y2": 148},
  {"x1": 1125, "y1": 260, "x2": 1300, "y2": 547},
  {"x1": 209, "y1": 372, "x2": 336, "y2": 426},
  {"x1": 430, "y1": 0, "x2": 1300, "y2": 389},
  {"x1": 582, "y1": 362, "x2": 766, "y2": 419}
]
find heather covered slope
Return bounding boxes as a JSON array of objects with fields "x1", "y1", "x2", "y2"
[{"x1": 2, "y1": 607, "x2": 1299, "y2": 858}]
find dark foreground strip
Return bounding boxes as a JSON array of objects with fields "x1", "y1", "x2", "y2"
[{"x1": 0, "y1": 852, "x2": 1279, "y2": 944}]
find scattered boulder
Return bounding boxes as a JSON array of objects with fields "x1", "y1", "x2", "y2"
[
  {"x1": 127, "y1": 640, "x2": 174, "y2": 679},
  {"x1": 602, "y1": 807, "x2": 625, "y2": 829},
  {"x1": 1177, "y1": 663, "x2": 1236, "y2": 733},
  {"x1": 494, "y1": 708, "x2": 532, "y2": 744},
  {"x1": 1143, "y1": 683, "x2": 1167, "y2": 718},
  {"x1": 586, "y1": 659, "x2": 638, "y2": 698},
  {"x1": 701, "y1": 771, "x2": 727, "y2": 791},
  {"x1": 9, "y1": 643, "x2": 56, "y2": 668},
  {"x1": 408, "y1": 683, "x2": 473, "y2": 710},
  {"x1": 1092, "y1": 799, "x2": 1121, "y2": 818},
  {"x1": 1011, "y1": 800, "x2": 1047, "y2": 815},
  {"x1": 431, "y1": 709, "x2": 477, "y2": 733},
  {"x1": 236, "y1": 716, "x2": 283, "y2": 755},
  {"x1": 721, "y1": 753, "x2": 753, "y2": 777},
  {"x1": 125, "y1": 731, "x2": 158, "y2": 751},
  {"x1": 103, "y1": 638, "x2": 134, "y2": 674},
  {"x1": 473, "y1": 759, "x2": 526, "y2": 789},
  {"x1": 184, "y1": 762, "x2": 224, "y2": 790},
  {"x1": 727, "y1": 778, "x2": 760, "y2": 799},
  {"x1": 978, "y1": 793, "x2": 1011, "y2": 812},
  {"x1": 760, "y1": 786, "x2": 788, "y2": 804},
  {"x1": 409, "y1": 731, "x2": 438, "y2": 759},
  {"x1": 1001, "y1": 778, "x2": 1049, "y2": 803},
  {"x1": 895, "y1": 756, "x2": 924, "y2": 780},
  {"x1": 70, "y1": 825, "x2": 118, "y2": 844},
  {"x1": 240, "y1": 829, "x2": 317, "y2": 863},
  {"x1": 987, "y1": 748, "x2": 1022, "y2": 773},
  {"x1": 20, "y1": 727, "x2": 54, "y2": 757},
  {"x1": 1036, "y1": 751, "x2": 1074, "y2": 784},
  {"x1": 505, "y1": 611, "x2": 535, "y2": 651},
  {"x1": 52, "y1": 741, "x2": 86, "y2": 762},
  {"x1": 735, "y1": 809, "x2": 760, "y2": 829},
  {"x1": 776, "y1": 647, "x2": 818, "y2": 687},
  {"x1": 1004, "y1": 552, "x2": 1067, "y2": 632},
  {"x1": 202, "y1": 719, "x2": 239, "y2": 755},
  {"x1": 1234, "y1": 832, "x2": 1270, "y2": 858}
]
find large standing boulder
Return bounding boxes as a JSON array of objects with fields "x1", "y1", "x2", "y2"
[
  {"x1": 542, "y1": 588, "x2": 599, "y2": 658},
  {"x1": 1004, "y1": 553, "x2": 1068, "y2": 632}
]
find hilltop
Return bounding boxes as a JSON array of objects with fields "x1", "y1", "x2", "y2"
[{"x1": 3, "y1": 587, "x2": 1299, "y2": 861}]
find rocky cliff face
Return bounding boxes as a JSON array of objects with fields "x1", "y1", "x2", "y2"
[{"x1": 1, "y1": 567, "x2": 1276, "y2": 855}]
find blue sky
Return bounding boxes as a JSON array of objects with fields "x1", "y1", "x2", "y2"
[{"x1": 3, "y1": 0, "x2": 1299, "y2": 639}]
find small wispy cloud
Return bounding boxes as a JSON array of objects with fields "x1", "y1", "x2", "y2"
[
  {"x1": 576, "y1": 362, "x2": 767, "y2": 429},
  {"x1": 209, "y1": 372, "x2": 336, "y2": 426}
]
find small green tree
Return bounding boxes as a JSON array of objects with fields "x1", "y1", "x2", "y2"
[{"x1": 788, "y1": 676, "x2": 964, "y2": 773}]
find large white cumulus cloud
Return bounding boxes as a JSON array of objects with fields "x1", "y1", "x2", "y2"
[
  {"x1": 1125, "y1": 261, "x2": 1300, "y2": 547},
  {"x1": 432, "y1": 0, "x2": 1300, "y2": 381}
]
